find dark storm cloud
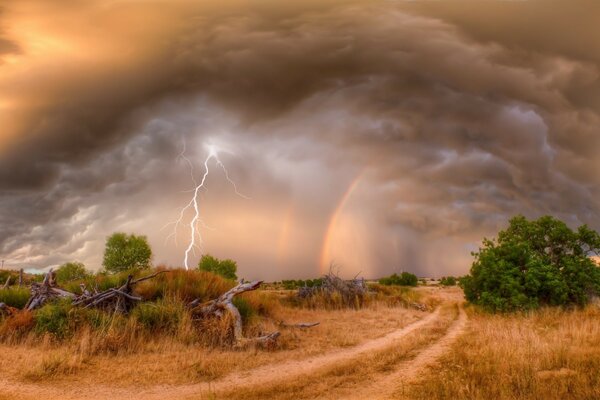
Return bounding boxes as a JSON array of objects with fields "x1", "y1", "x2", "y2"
[{"x1": 1, "y1": 0, "x2": 599, "y2": 275}]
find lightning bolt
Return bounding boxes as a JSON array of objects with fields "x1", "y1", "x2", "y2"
[{"x1": 165, "y1": 141, "x2": 249, "y2": 270}]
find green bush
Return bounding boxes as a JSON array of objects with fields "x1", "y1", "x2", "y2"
[
  {"x1": 379, "y1": 272, "x2": 418, "y2": 287},
  {"x1": 232, "y1": 297, "x2": 254, "y2": 324},
  {"x1": 198, "y1": 254, "x2": 237, "y2": 281},
  {"x1": 34, "y1": 300, "x2": 74, "y2": 339},
  {"x1": 439, "y1": 276, "x2": 457, "y2": 286},
  {"x1": 463, "y1": 215, "x2": 600, "y2": 312},
  {"x1": 0, "y1": 287, "x2": 30, "y2": 308}
]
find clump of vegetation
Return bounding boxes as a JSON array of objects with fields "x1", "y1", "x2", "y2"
[
  {"x1": 198, "y1": 254, "x2": 238, "y2": 281},
  {"x1": 103, "y1": 232, "x2": 152, "y2": 273},
  {"x1": 379, "y1": 272, "x2": 419, "y2": 287},
  {"x1": 34, "y1": 299, "x2": 74, "y2": 339},
  {"x1": 0, "y1": 286, "x2": 30, "y2": 308},
  {"x1": 462, "y1": 215, "x2": 600, "y2": 312},
  {"x1": 0, "y1": 266, "x2": 278, "y2": 351},
  {"x1": 135, "y1": 267, "x2": 234, "y2": 303},
  {"x1": 292, "y1": 270, "x2": 369, "y2": 310},
  {"x1": 439, "y1": 276, "x2": 457, "y2": 286}
]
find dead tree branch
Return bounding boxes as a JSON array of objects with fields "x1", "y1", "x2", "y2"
[
  {"x1": 189, "y1": 280, "x2": 280, "y2": 347},
  {"x1": 24, "y1": 270, "x2": 76, "y2": 311}
]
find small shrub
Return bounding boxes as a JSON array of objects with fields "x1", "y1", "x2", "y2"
[
  {"x1": 34, "y1": 300, "x2": 74, "y2": 339},
  {"x1": 0, "y1": 286, "x2": 30, "y2": 308},
  {"x1": 232, "y1": 297, "x2": 254, "y2": 324},
  {"x1": 0, "y1": 310, "x2": 34, "y2": 338},
  {"x1": 132, "y1": 298, "x2": 184, "y2": 334}
]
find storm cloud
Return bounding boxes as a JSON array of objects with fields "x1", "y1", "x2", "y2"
[{"x1": 1, "y1": 0, "x2": 599, "y2": 279}]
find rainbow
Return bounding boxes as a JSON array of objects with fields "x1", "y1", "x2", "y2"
[{"x1": 319, "y1": 171, "x2": 365, "y2": 274}]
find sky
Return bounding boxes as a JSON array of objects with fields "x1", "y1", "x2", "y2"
[{"x1": 1, "y1": 0, "x2": 599, "y2": 280}]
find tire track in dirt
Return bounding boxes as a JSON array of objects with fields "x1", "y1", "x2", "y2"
[
  {"x1": 339, "y1": 305, "x2": 468, "y2": 400},
  {"x1": 0, "y1": 308, "x2": 444, "y2": 400}
]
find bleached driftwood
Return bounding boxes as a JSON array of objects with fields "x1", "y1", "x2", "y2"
[
  {"x1": 24, "y1": 270, "x2": 76, "y2": 311},
  {"x1": 189, "y1": 280, "x2": 280, "y2": 347}
]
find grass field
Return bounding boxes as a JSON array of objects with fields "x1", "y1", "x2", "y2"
[{"x1": 0, "y1": 284, "x2": 598, "y2": 399}]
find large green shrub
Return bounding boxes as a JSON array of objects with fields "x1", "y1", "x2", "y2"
[{"x1": 463, "y1": 215, "x2": 600, "y2": 312}]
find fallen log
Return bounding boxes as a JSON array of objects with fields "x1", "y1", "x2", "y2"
[
  {"x1": 72, "y1": 270, "x2": 168, "y2": 313},
  {"x1": 189, "y1": 280, "x2": 280, "y2": 347},
  {"x1": 24, "y1": 270, "x2": 76, "y2": 311}
]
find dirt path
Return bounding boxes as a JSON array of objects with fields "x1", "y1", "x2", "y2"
[
  {"x1": 0, "y1": 308, "x2": 444, "y2": 400},
  {"x1": 340, "y1": 305, "x2": 468, "y2": 400}
]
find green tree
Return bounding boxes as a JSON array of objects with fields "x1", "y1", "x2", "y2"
[
  {"x1": 55, "y1": 262, "x2": 88, "y2": 283},
  {"x1": 463, "y1": 215, "x2": 600, "y2": 312},
  {"x1": 103, "y1": 232, "x2": 152, "y2": 273},
  {"x1": 198, "y1": 254, "x2": 237, "y2": 280}
]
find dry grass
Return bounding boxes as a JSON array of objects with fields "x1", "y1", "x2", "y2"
[
  {"x1": 407, "y1": 305, "x2": 600, "y2": 400},
  {"x1": 0, "y1": 298, "x2": 426, "y2": 387}
]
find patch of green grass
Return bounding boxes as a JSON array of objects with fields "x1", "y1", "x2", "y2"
[
  {"x1": 34, "y1": 299, "x2": 74, "y2": 339},
  {"x1": 0, "y1": 286, "x2": 30, "y2": 308},
  {"x1": 132, "y1": 298, "x2": 185, "y2": 333}
]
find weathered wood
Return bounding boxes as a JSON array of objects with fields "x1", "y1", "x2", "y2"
[
  {"x1": 18, "y1": 269, "x2": 23, "y2": 287},
  {"x1": 24, "y1": 269, "x2": 76, "y2": 311},
  {"x1": 189, "y1": 280, "x2": 280, "y2": 347},
  {"x1": 2, "y1": 276, "x2": 11, "y2": 289},
  {"x1": 72, "y1": 271, "x2": 166, "y2": 313}
]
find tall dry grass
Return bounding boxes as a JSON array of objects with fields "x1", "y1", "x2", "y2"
[
  {"x1": 408, "y1": 305, "x2": 600, "y2": 400},
  {"x1": 0, "y1": 268, "x2": 278, "y2": 353}
]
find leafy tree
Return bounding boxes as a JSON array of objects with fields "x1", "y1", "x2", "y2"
[
  {"x1": 55, "y1": 262, "x2": 88, "y2": 283},
  {"x1": 463, "y1": 215, "x2": 600, "y2": 312},
  {"x1": 103, "y1": 232, "x2": 152, "y2": 273},
  {"x1": 439, "y1": 276, "x2": 457, "y2": 286},
  {"x1": 379, "y1": 272, "x2": 418, "y2": 287},
  {"x1": 198, "y1": 254, "x2": 237, "y2": 280}
]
